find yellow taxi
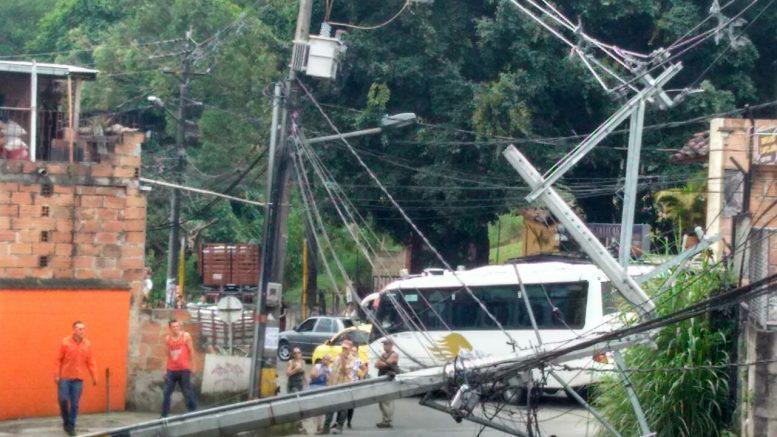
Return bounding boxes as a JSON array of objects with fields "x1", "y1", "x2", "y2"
[{"x1": 311, "y1": 324, "x2": 372, "y2": 364}]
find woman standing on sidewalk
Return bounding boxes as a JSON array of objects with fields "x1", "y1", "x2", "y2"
[
  {"x1": 345, "y1": 344, "x2": 368, "y2": 429},
  {"x1": 286, "y1": 347, "x2": 306, "y2": 393}
]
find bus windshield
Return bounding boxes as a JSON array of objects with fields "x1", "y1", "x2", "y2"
[{"x1": 373, "y1": 282, "x2": 588, "y2": 336}]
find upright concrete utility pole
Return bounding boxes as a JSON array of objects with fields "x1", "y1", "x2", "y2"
[
  {"x1": 165, "y1": 32, "x2": 193, "y2": 307},
  {"x1": 249, "y1": 0, "x2": 313, "y2": 398}
]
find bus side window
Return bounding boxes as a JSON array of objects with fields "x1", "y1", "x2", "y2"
[{"x1": 601, "y1": 282, "x2": 626, "y2": 314}]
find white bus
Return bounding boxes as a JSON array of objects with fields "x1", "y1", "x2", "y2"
[{"x1": 365, "y1": 258, "x2": 650, "y2": 397}]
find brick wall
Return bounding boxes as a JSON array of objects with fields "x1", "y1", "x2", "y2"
[
  {"x1": 742, "y1": 325, "x2": 777, "y2": 436},
  {"x1": 127, "y1": 309, "x2": 206, "y2": 413},
  {"x1": 706, "y1": 118, "x2": 777, "y2": 435},
  {"x1": 0, "y1": 132, "x2": 146, "y2": 296},
  {"x1": 706, "y1": 118, "x2": 777, "y2": 260}
]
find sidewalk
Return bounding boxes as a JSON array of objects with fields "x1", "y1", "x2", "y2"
[
  {"x1": 0, "y1": 362, "x2": 289, "y2": 436},
  {"x1": 0, "y1": 412, "x2": 157, "y2": 436}
]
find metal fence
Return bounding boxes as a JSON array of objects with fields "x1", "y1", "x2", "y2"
[
  {"x1": 372, "y1": 275, "x2": 400, "y2": 292},
  {"x1": 747, "y1": 228, "x2": 777, "y2": 329},
  {"x1": 1, "y1": 108, "x2": 120, "y2": 162},
  {"x1": 188, "y1": 305, "x2": 256, "y2": 353}
]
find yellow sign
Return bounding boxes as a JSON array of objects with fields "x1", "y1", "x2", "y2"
[
  {"x1": 429, "y1": 333, "x2": 474, "y2": 361},
  {"x1": 756, "y1": 130, "x2": 777, "y2": 165}
]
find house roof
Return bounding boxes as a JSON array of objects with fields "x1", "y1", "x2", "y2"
[
  {"x1": 0, "y1": 61, "x2": 98, "y2": 80},
  {"x1": 671, "y1": 131, "x2": 709, "y2": 164}
]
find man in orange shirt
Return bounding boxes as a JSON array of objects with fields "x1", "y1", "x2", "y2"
[{"x1": 54, "y1": 321, "x2": 97, "y2": 436}]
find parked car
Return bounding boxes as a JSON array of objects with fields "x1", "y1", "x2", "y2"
[
  {"x1": 277, "y1": 316, "x2": 354, "y2": 361},
  {"x1": 311, "y1": 325, "x2": 372, "y2": 365}
]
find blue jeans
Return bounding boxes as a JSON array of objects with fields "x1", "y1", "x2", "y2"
[
  {"x1": 161, "y1": 370, "x2": 197, "y2": 417},
  {"x1": 58, "y1": 379, "x2": 83, "y2": 431}
]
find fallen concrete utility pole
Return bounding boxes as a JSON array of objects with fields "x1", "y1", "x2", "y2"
[
  {"x1": 503, "y1": 145, "x2": 656, "y2": 316},
  {"x1": 85, "y1": 375, "x2": 442, "y2": 437},
  {"x1": 90, "y1": 374, "x2": 444, "y2": 437},
  {"x1": 89, "y1": 264, "x2": 777, "y2": 437},
  {"x1": 88, "y1": 270, "x2": 777, "y2": 437},
  {"x1": 85, "y1": 333, "x2": 647, "y2": 437}
]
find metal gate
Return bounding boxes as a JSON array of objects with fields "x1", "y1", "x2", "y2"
[{"x1": 747, "y1": 228, "x2": 777, "y2": 328}]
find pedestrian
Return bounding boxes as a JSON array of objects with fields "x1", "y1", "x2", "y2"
[
  {"x1": 345, "y1": 343, "x2": 368, "y2": 429},
  {"x1": 279, "y1": 301, "x2": 288, "y2": 331},
  {"x1": 161, "y1": 319, "x2": 198, "y2": 417},
  {"x1": 320, "y1": 340, "x2": 355, "y2": 434},
  {"x1": 174, "y1": 293, "x2": 186, "y2": 309},
  {"x1": 54, "y1": 321, "x2": 97, "y2": 436},
  {"x1": 142, "y1": 267, "x2": 153, "y2": 308},
  {"x1": 374, "y1": 339, "x2": 399, "y2": 429},
  {"x1": 343, "y1": 302, "x2": 358, "y2": 319},
  {"x1": 309, "y1": 355, "x2": 333, "y2": 433},
  {"x1": 286, "y1": 347, "x2": 306, "y2": 393}
]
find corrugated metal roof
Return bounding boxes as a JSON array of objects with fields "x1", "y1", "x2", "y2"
[{"x1": 0, "y1": 61, "x2": 98, "y2": 79}]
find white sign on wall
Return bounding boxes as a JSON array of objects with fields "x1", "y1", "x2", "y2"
[
  {"x1": 201, "y1": 354, "x2": 251, "y2": 394},
  {"x1": 265, "y1": 327, "x2": 279, "y2": 350}
]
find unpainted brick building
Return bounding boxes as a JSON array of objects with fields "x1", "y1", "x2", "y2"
[
  {"x1": 705, "y1": 117, "x2": 777, "y2": 436},
  {"x1": 0, "y1": 127, "x2": 148, "y2": 418}
]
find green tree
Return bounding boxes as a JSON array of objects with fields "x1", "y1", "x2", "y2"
[
  {"x1": 300, "y1": 0, "x2": 767, "y2": 270},
  {"x1": 10, "y1": 0, "x2": 775, "y2": 293},
  {"x1": 0, "y1": 0, "x2": 56, "y2": 56}
]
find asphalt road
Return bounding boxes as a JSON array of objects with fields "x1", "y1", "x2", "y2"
[
  {"x1": 286, "y1": 395, "x2": 596, "y2": 437},
  {"x1": 277, "y1": 361, "x2": 596, "y2": 437}
]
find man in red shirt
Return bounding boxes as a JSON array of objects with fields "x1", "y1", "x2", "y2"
[
  {"x1": 161, "y1": 319, "x2": 197, "y2": 417},
  {"x1": 54, "y1": 321, "x2": 97, "y2": 436}
]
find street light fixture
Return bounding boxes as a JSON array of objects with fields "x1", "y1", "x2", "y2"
[
  {"x1": 293, "y1": 110, "x2": 417, "y2": 325},
  {"x1": 148, "y1": 95, "x2": 179, "y2": 121},
  {"x1": 305, "y1": 112, "x2": 417, "y2": 144},
  {"x1": 148, "y1": 96, "x2": 199, "y2": 130},
  {"x1": 147, "y1": 95, "x2": 164, "y2": 107},
  {"x1": 380, "y1": 112, "x2": 417, "y2": 129}
]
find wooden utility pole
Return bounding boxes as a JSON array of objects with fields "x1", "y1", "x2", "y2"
[{"x1": 165, "y1": 32, "x2": 193, "y2": 307}]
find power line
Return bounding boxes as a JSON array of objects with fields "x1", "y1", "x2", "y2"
[
  {"x1": 557, "y1": 358, "x2": 777, "y2": 374},
  {"x1": 297, "y1": 77, "x2": 522, "y2": 349},
  {"x1": 0, "y1": 37, "x2": 185, "y2": 60},
  {"x1": 318, "y1": 99, "x2": 777, "y2": 148},
  {"x1": 139, "y1": 177, "x2": 266, "y2": 206},
  {"x1": 491, "y1": 270, "x2": 777, "y2": 380},
  {"x1": 327, "y1": 0, "x2": 412, "y2": 31},
  {"x1": 610, "y1": 0, "x2": 762, "y2": 96},
  {"x1": 686, "y1": 0, "x2": 777, "y2": 91}
]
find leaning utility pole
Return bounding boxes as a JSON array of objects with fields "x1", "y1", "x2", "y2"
[
  {"x1": 249, "y1": 0, "x2": 313, "y2": 398},
  {"x1": 165, "y1": 32, "x2": 194, "y2": 308}
]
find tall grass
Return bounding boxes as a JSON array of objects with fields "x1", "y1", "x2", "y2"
[{"x1": 594, "y1": 264, "x2": 734, "y2": 436}]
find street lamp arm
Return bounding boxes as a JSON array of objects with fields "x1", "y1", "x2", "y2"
[
  {"x1": 304, "y1": 112, "x2": 417, "y2": 145},
  {"x1": 148, "y1": 95, "x2": 182, "y2": 122},
  {"x1": 305, "y1": 126, "x2": 384, "y2": 144}
]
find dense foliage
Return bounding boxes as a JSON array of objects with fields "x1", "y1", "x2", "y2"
[
  {"x1": 2, "y1": 0, "x2": 775, "y2": 297},
  {"x1": 594, "y1": 265, "x2": 734, "y2": 436}
]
